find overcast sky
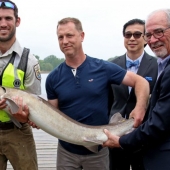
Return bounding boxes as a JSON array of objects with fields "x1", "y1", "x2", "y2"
[{"x1": 14, "y1": 0, "x2": 170, "y2": 60}]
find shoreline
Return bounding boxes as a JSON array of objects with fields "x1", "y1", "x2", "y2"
[{"x1": 41, "y1": 71, "x2": 50, "y2": 74}]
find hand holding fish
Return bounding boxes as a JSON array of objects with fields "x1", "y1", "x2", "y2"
[
  {"x1": 9, "y1": 97, "x2": 39, "y2": 128},
  {"x1": 129, "y1": 105, "x2": 146, "y2": 128},
  {"x1": 27, "y1": 120, "x2": 39, "y2": 129},
  {"x1": 10, "y1": 96, "x2": 29, "y2": 123},
  {"x1": 102, "y1": 129, "x2": 120, "y2": 148},
  {"x1": 0, "y1": 98, "x2": 7, "y2": 109}
]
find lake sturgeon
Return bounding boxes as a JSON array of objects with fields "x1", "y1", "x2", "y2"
[{"x1": 0, "y1": 86, "x2": 134, "y2": 153}]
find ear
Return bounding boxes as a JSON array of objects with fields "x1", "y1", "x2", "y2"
[
  {"x1": 80, "y1": 31, "x2": 85, "y2": 42},
  {"x1": 144, "y1": 42, "x2": 147, "y2": 48},
  {"x1": 143, "y1": 37, "x2": 147, "y2": 48},
  {"x1": 16, "y1": 17, "x2": 21, "y2": 27}
]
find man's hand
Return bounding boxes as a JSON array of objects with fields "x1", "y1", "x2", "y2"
[
  {"x1": 129, "y1": 106, "x2": 146, "y2": 128},
  {"x1": 11, "y1": 97, "x2": 29, "y2": 123},
  {"x1": 122, "y1": 71, "x2": 149, "y2": 128},
  {"x1": 103, "y1": 129, "x2": 121, "y2": 148},
  {"x1": 0, "y1": 98, "x2": 7, "y2": 109},
  {"x1": 130, "y1": 95, "x2": 150, "y2": 127},
  {"x1": 28, "y1": 120, "x2": 39, "y2": 129}
]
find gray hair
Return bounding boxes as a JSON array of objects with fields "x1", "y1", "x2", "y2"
[{"x1": 147, "y1": 9, "x2": 170, "y2": 26}]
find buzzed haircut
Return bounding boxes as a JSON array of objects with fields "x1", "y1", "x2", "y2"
[{"x1": 57, "y1": 17, "x2": 83, "y2": 32}]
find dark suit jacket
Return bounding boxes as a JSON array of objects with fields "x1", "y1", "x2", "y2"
[
  {"x1": 110, "y1": 51, "x2": 158, "y2": 119},
  {"x1": 120, "y1": 59, "x2": 170, "y2": 170}
]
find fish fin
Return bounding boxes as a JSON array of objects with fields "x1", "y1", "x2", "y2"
[
  {"x1": 109, "y1": 112, "x2": 126, "y2": 125},
  {"x1": 83, "y1": 137, "x2": 103, "y2": 153},
  {"x1": 3, "y1": 98, "x2": 22, "y2": 128},
  {"x1": 5, "y1": 97, "x2": 19, "y2": 113},
  {"x1": 83, "y1": 137, "x2": 103, "y2": 145},
  {"x1": 85, "y1": 145, "x2": 99, "y2": 153}
]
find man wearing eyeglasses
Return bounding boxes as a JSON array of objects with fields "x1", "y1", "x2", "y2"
[
  {"x1": 103, "y1": 9, "x2": 170, "y2": 170},
  {"x1": 109, "y1": 19, "x2": 158, "y2": 170},
  {"x1": 0, "y1": 1, "x2": 41, "y2": 170}
]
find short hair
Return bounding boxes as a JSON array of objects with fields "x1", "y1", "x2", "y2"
[
  {"x1": 57, "y1": 17, "x2": 83, "y2": 32},
  {"x1": 0, "y1": 0, "x2": 18, "y2": 19},
  {"x1": 146, "y1": 9, "x2": 170, "y2": 26},
  {"x1": 123, "y1": 19, "x2": 145, "y2": 36},
  {"x1": 123, "y1": 19, "x2": 146, "y2": 47}
]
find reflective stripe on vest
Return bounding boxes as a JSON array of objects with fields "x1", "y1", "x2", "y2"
[{"x1": 0, "y1": 48, "x2": 29, "y2": 122}]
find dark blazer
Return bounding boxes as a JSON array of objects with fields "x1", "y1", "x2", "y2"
[
  {"x1": 110, "y1": 51, "x2": 158, "y2": 119},
  {"x1": 120, "y1": 59, "x2": 170, "y2": 170}
]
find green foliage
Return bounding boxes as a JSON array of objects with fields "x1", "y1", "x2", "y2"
[
  {"x1": 44, "y1": 55, "x2": 65, "y2": 69},
  {"x1": 107, "y1": 56, "x2": 118, "y2": 61},
  {"x1": 35, "y1": 55, "x2": 40, "y2": 60},
  {"x1": 43, "y1": 63, "x2": 53, "y2": 71},
  {"x1": 37, "y1": 55, "x2": 65, "y2": 72}
]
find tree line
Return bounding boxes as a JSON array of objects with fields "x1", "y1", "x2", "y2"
[
  {"x1": 35, "y1": 55, "x2": 65, "y2": 72},
  {"x1": 35, "y1": 55, "x2": 115, "y2": 72}
]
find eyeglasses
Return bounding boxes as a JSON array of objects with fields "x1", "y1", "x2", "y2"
[
  {"x1": 144, "y1": 26, "x2": 170, "y2": 42},
  {"x1": 0, "y1": 1, "x2": 15, "y2": 9},
  {"x1": 124, "y1": 32, "x2": 143, "y2": 39}
]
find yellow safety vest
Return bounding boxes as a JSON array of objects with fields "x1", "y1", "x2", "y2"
[{"x1": 0, "y1": 48, "x2": 29, "y2": 122}]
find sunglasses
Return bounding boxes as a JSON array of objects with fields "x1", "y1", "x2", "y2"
[
  {"x1": 124, "y1": 32, "x2": 143, "y2": 39},
  {"x1": 0, "y1": 1, "x2": 15, "y2": 9}
]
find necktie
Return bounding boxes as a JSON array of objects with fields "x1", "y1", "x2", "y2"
[
  {"x1": 157, "y1": 62, "x2": 163, "y2": 78},
  {"x1": 126, "y1": 60, "x2": 139, "y2": 69}
]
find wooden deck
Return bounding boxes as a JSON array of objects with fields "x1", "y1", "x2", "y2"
[{"x1": 7, "y1": 128, "x2": 58, "y2": 170}]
